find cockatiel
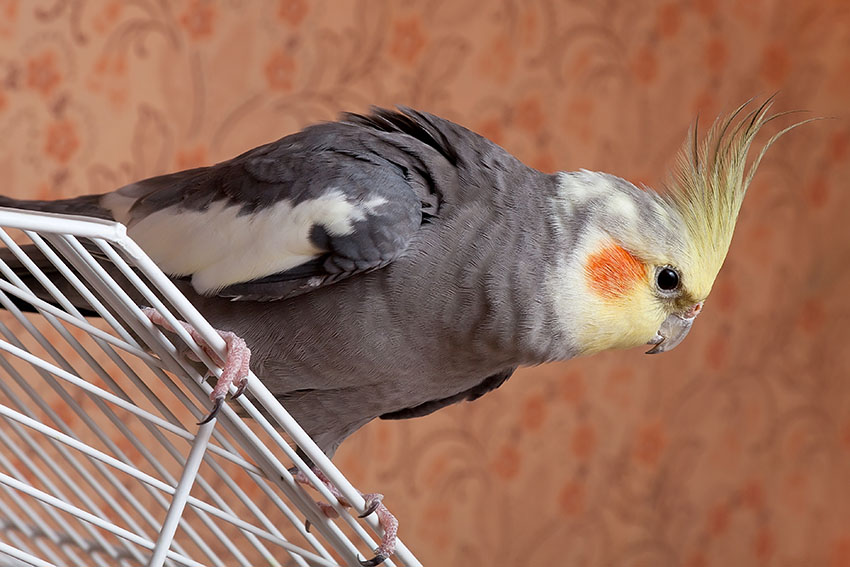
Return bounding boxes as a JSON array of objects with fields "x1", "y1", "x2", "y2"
[{"x1": 0, "y1": 99, "x2": 807, "y2": 565}]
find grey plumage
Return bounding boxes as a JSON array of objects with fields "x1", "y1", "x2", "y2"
[
  {"x1": 0, "y1": 102, "x2": 801, "y2": 567},
  {"x1": 0, "y1": 108, "x2": 668, "y2": 455}
]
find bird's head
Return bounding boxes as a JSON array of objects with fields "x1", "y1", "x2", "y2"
[{"x1": 551, "y1": 99, "x2": 811, "y2": 357}]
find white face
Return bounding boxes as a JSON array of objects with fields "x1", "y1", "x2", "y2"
[{"x1": 547, "y1": 171, "x2": 703, "y2": 357}]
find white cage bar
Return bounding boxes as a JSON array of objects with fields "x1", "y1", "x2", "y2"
[{"x1": 0, "y1": 207, "x2": 422, "y2": 567}]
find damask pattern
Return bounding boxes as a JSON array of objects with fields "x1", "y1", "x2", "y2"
[{"x1": 1, "y1": 1, "x2": 848, "y2": 565}]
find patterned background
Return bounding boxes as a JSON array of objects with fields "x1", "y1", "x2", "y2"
[{"x1": 1, "y1": 0, "x2": 849, "y2": 565}]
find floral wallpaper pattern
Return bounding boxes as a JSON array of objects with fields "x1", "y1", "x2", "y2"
[{"x1": 1, "y1": 1, "x2": 849, "y2": 565}]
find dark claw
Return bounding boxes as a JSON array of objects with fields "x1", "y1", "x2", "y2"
[
  {"x1": 304, "y1": 519, "x2": 311, "y2": 533},
  {"x1": 197, "y1": 397, "x2": 224, "y2": 425},
  {"x1": 232, "y1": 380, "x2": 248, "y2": 399},
  {"x1": 358, "y1": 498, "x2": 381, "y2": 519},
  {"x1": 359, "y1": 554, "x2": 387, "y2": 567}
]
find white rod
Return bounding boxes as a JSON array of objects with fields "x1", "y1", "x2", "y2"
[
  {"x1": 0, "y1": 490, "x2": 66, "y2": 565},
  {"x1": 90, "y1": 240, "x2": 227, "y2": 394},
  {"x1": 26, "y1": 235, "x2": 305, "y2": 566},
  {"x1": 89, "y1": 239, "x2": 333, "y2": 565},
  {"x1": 98, "y1": 238, "x2": 370, "y2": 561},
  {"x1": 0, "y1": 265, "x2": 198, "y2": 563},
  {"x1": 202, "y1": 463, "x2": 316, "y2": 566},
  {"x1": 0, "y1": 279, "x2": 159, "y2": 364},
  {"x1": 0, "y1": 214, "x2": 421, "y2": 565},
  {"x1": 0, "y1": 338, "x2": 202, "y2": 439},
  {"x1": 0, "y1": 323, "x2": 259, "y2": 473},
  {"x1": 225, "y1": 390, "x2": 387, "y2": 557},
  {"x1": 193, "y1": 401, "x2": 366, "y2": 565},
  {"x1": 0, "y1": 479, "x2": 93, "y2": 567},
  {"x1": 0, "y1": 375, "x2": 179, "y2": 559},
  {"x1": 0, "y1": 541, "x2": 58, "y2": 567},
  {"x1": 109, "y1": 238, "x2": 229, "y2": 357},
  {"x1": 147, "y1": 420, "x2": 215, "y2": 567},
  {"x1": 0, "y1": 231, "x2": 157, "y2": 365},
  {"x1": 52, "y1": 237, "x2": 223, "y2": 428},
  {"x1": 14, "y1": 239, "x2": 270, "y2": 473},
  {"x1": 28, "y1": 231, "x2": 139, "y2": 344},
  {"x1": 0, "y1": 404, "x2": 340, "y2": 566},
  {"x1": 47, "y1": 236, "x2": 201, "y2": 379},
  {"x1": 0, "y1": 328, "x2": 147, "y2": 564},
  {"x1": 114, "y1": 252, "x2": 408, "y2": 563},
  {"x1": 0, "y1": 472, "x2": 207, "y2": 567},
  {"x1": 0, "y1": 418, "x2": 124, "y2": 561},
  {"x1": 0, "y1": 208, "x2": 126, "y2": 240},
  {"x1": 0, "y1": 330, "x2": 226, "y2": 566}
]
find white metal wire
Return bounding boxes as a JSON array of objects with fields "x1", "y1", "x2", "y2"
[{"x1": 0, "y1": 207, "x2": 423, "y2": 567}]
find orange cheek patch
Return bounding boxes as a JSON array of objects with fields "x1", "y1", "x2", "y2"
[{"x1": 585, "y1": 245, "x2": 647, "y2": 300}]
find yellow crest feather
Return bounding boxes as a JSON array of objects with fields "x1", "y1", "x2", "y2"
[{"x1": 663, "y1": 97, "x2": 814, "y2": 299}]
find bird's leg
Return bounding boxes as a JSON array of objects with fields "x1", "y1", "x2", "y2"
[
  {"x1": 293, "y1": 468, "x2": 398, "y2": 566},
  {"x1": 141, "y1": 307, "x2": 251, "y2": 423}
]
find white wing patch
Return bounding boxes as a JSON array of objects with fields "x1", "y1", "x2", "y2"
[
  {"x1": 101, "y1": 189, "x2": 136, "y2": 222},
  {"x1": 105, "y1": 189, "x2": 385, "y2": 294}
]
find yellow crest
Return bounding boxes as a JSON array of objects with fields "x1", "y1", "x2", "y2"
[{"x1": 662, "y1": 97, "x2": 815, "y2": 299}]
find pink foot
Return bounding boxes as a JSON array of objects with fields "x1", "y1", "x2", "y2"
[
  {"x1": 294, "y1": 469, "x2": 398, "y2": 566},
  {"x1": 142, "y1": 307, "x2": 251, "y2": 423}
]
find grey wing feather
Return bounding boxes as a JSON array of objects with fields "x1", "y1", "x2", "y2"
[
  {"x1": 0, "y1": 108, "x2": 454, "y2": 301},
  {"x1": 0, "y1": 194, "x2": 114, "y2": 219},
  {"x1": 379, "y1": 367, "x2": 516, "y2": 420},
  {"x1": 107, "y1": 108, "x2": 454, "y2": 300}
]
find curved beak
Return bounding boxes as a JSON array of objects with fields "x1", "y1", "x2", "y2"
[{"x1": 645, "y1": 302, "x2": 703, "y2": 354}]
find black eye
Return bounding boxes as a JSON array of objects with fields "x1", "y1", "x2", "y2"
[{"x1": 657, "y1": 267, "x2": 680, "y2": 291}]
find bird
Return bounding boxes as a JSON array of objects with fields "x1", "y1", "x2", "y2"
[{"x1": 0, "y1": 98, "x2": 809, "y2": 565}]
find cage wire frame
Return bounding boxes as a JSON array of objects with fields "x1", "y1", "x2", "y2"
[{"x1": 0, "y1": 207, "x2": 422, "y2": 567}]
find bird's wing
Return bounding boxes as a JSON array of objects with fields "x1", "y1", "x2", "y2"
[
  {"x1": 378, "y1": 367, "x2": 517, "y2": 420},
  {"x1": 101, "y1": 110, "x2": 448, "y2": 301}
]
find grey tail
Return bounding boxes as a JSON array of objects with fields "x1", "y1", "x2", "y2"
[
  {"x1": 0, "y1": 194, "x2": 114, "y2": 220},
  {"x1": 0, "y1": 193, "x2": 119, "y2": 317},
  {"x1": 0, "y1": 241, "x2": 103, "y2": 317}
]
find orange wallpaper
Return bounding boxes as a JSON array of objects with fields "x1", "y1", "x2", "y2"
[{"x1": 1, "y1": 1, "x2": 849, "y2": 565}]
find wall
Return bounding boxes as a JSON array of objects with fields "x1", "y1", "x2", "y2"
[{"x1": 1, "y1": 1, "x2": 849, "y2": 565}]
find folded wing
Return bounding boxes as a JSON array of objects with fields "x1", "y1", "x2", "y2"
[{"x1": 102, "y1": 109, "x2": 450, "y2": 300}]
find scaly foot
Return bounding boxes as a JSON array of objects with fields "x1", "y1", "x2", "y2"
[
  {"x1": 142, "y1": 307, "x2": 251, "y2": 423},
  {"x1": 293, "y1": 468, "x2": 398, "y2": 566}
]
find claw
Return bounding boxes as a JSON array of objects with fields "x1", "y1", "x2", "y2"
[
  {"x1": 197, "y1": 397, "x2": 223, "y2": 425},
  {"x1": 141, "y1": 307, "x2": 251, "y2": 422},
  {"x1": 359, "y1": 554, "x2": 387, "y2": 567},
  {"x1": 293, "y1": 468, "x2": 397, "y2": 563},
  {"x1": 232, "y1": 379, "x2": 249, "y2": 399},
  {"x1": 358, "y1": 494, "x2": 383, "y2": 518},
  {"x1": 303, "y1": 502, "x2": 339, "y2": 532}
]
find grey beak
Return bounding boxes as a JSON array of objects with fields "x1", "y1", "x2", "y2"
[{"x1": 645, "y1": 311, "x2": 697, "y2": 354}]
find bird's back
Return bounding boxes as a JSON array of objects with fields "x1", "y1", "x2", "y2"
[
  {"x1": 0, "y1": 108, "x2": 571, "y2": 455},
  {"x1": 184, "y1": 111, "x2": 571, "y2": 454}
]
